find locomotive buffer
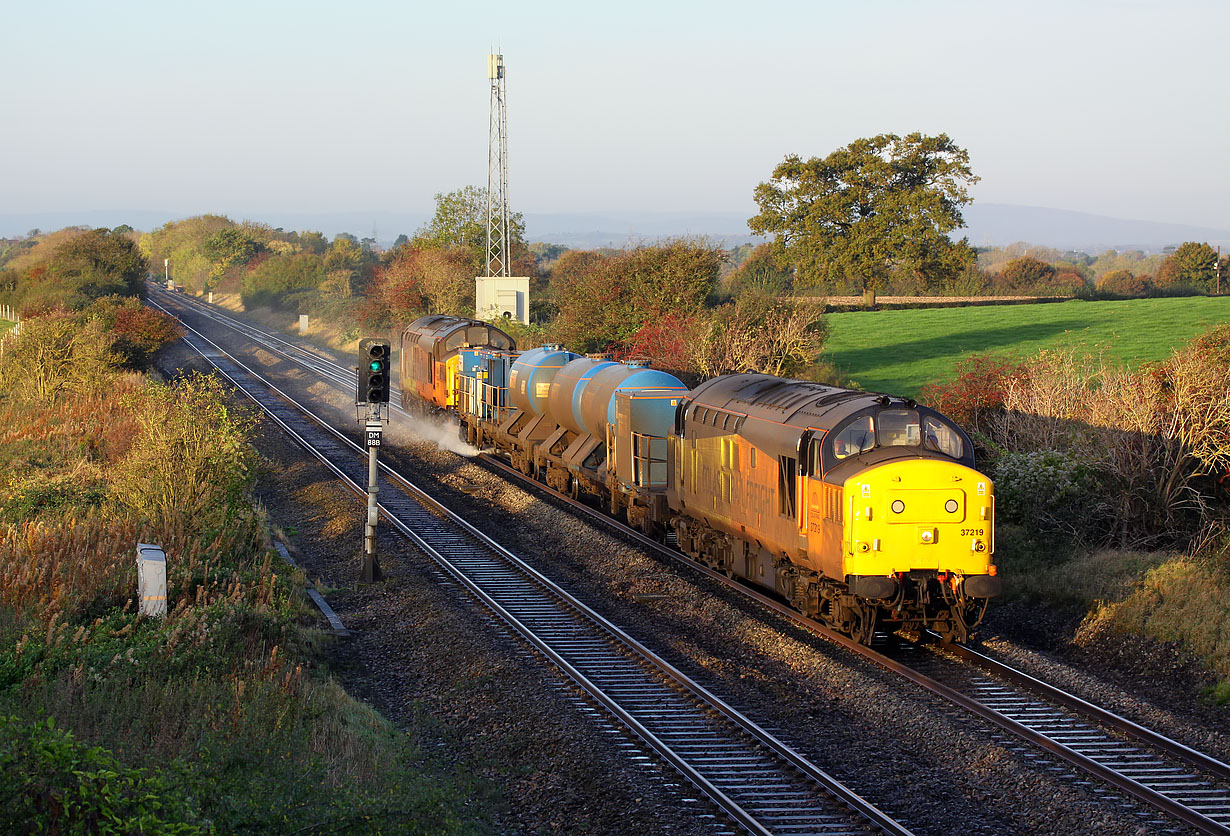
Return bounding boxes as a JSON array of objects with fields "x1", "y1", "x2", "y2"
[{"x1": 356, "y1": 339, "x2": 391, "y2": 583}]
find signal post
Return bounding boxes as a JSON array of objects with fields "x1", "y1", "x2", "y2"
[{"x1": 357, "y1": 339, "x2": 390, "y2": 583}]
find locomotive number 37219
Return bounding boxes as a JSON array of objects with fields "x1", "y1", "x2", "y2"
[{"x1": 960, "y1": 528, "x2": 985, "y2": 536}]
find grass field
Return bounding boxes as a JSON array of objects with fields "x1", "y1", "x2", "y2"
[{"x1": 823, "y1": 296, "x2": 1230, "y2": 397}]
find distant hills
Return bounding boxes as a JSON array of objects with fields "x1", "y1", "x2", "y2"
[
  {"x1": 3, "y1": 204, "x2": 1228, "y2": 253},
  {"x1": 961, "y1": 204, "x2": 1230, "y2": 253},
  {"x1": 521, "y1": 205, "x2": 1230, "y2": 252}
]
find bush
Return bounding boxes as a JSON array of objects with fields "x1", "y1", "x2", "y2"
[
  {"x1": 0, "y1": 716, "x2": 204, "y2": 834},
  {"x1": 1096, "y1": 269, "x2": 1151, "y2": 298},
  {"x1": 926, "y1": 326, "x2": 1230, "y2": 549},
  {"x1": 994, "y1": 256, "x2": 1054, "y2": 293},
  {"x1": 548, "y1": 240, "x2": 724, "y2": 352},
  {"x1": 110, "y1": 372, "x2": 258, "y2": 530},
  {"x1": 80, "y1": 297, "x2": 184, "y2": 371},
  {"x1": 919, "y1": 354, "x2": 1026, "y2": 433},
  {"x1": 241, "y1": 253, "x2": 325, "y2": 311},
  {"x1": 0, "y1": 311, "x2": 121, "y2": 403},
  {"x1": 992, "y1": 449, "x2": 1110, "y2": 541},
  {"x1": 1, "y1": 229, "x2": 147, "y2": 314}
]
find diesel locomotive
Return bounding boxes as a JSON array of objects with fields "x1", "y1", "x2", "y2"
[{"x1": 399, "y1": 314, "x2": 1000, "y2": 643}]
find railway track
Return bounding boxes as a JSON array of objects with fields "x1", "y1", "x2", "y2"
[
  {"x1": 151, "y1": 287, "x2": 912, "y2": 836},
  {"x1": 485, "y1": 451, "x2": 1230, "y2": 836},
  {"x1": 150, "y1": 286, "x2": 1230, "y2": 835},
  {"x1": 480, "y1": 454, "x2": 1230, "y2": 835},
  {"x1": 898, "y1": 640, "x2": 1230, "y2": 834}
]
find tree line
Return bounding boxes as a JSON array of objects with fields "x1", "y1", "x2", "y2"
[{"x1": 2, "y1": 131, "x2": 1224, "y2": 387}]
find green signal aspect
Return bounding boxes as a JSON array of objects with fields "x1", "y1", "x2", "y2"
[{"x1": 369, "y1": 361, "x2": 383, "y2": 371}]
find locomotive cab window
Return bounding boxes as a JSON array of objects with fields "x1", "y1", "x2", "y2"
[
  {"x1": 809, "y1": 435, "x2": 825, "y2": 474},
  {"x1": 832, "y1": 416, "x2": 875, "y2": 460},
  {"x1": 444, "y1": 331, "x2": 467, "y2": 352},
  {"x1": 922, "y1": 415, "x2": 964, "y2": 459},
  {"x1": 778, "y1": 456, "x2": 797, "y2": 518},
  {"x1": 878, "y1": 409, "x2": 920, "y2": 447}
]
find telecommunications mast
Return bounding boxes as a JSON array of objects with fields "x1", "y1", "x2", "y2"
[
  {"x1": 486, "y1": 53, "x2": 510, "y2": 277},
  {"x1": 476, "y1": 53, "x2": 529, "y2": 323}
]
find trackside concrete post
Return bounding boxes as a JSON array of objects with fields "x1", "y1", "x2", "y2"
[{"x1": 136, "y1": 543, "x2": 168, "y2": 617}]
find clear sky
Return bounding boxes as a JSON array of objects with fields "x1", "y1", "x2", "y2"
[{"x1": 2, "y1": 0, "x2": 1227, "y2": 229}]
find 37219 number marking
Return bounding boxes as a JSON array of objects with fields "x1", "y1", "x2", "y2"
[{"x1": 960, "y1": 528, "x2": 985, "y2": 536}]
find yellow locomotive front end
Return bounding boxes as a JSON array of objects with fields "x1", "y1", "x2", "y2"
[
  {"x1": 841, "y1": 457, "x2": 999, "y2": 642},
  {"x1": 669, "y1": 374, "x2": 1000, "y2": 644}
]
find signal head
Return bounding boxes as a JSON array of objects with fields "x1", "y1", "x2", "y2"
[{"x1": 358, "y1": 338, "x2": 392, "y2": 404}]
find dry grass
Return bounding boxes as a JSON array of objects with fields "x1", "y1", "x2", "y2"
[
  {"x1": 193, "y1": 291, "x2": 362, "y2": 353},
  {"x1": 0, "y1": 304, "x2": 477, "y2": 831},
  {"x1": 0, "y1": 511, "x2": 269, "y2": 625},
  {"x1": 1003, "y1": 546, "x2": 1170, "y2": 606},
  {"x1": 1078, "y1": 556, "x2": 1230, "y2": 700}
]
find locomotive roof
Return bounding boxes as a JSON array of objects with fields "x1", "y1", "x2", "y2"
[
  {"x1": 402, "y1": 314, "x2": 515, "y2": 355},
  {"x1": 688, "y1": 373, "x2": 893, "y2": 430}
]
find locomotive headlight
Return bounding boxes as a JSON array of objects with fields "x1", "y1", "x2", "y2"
[
  {"x1": 945, "y1": 499, "x2": 959, "y2": 513},
  {"x1": 891, "y1": 500, "x2": 905, "y2": 514},
  {"x1": 918, "y1": 527, "x2": 936, "y2": 544}
]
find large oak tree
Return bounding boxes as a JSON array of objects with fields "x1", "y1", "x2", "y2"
[{"x1": 749, "y1": 132, "x2": 978, "y2": 297}]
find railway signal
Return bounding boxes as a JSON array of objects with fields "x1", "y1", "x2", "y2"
[
  {"x1": 356, "y1": 338, "x2": 388, "y2": 584},
  {"x1": 359, "y1": 339, "x2": 390, "y2": 404}
]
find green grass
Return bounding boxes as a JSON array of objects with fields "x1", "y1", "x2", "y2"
[
  {"x1": 822, "y1": 296, "x2": 1230, "y2": 397},
  {"x1": 0, "y1": 318, "x2": 13, "y2": 334}
]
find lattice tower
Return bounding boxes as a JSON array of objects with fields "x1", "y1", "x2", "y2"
[{"x1": 485, "y1": 53, "x2": 511, "y2": 278}]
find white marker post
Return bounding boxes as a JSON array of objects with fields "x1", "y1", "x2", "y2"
[{"x1": 136, "y1": 543, "x2": 168, "y2": 617}]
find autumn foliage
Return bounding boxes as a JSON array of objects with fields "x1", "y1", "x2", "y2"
[
  {"x1": 548, "y1": 240, "x2": 723, "y2": 353},
  {"x1": 620, "y1": 311, "x2": 709, "y2": 372},
  {"x1": 919, "y1": 354, "x2": 1027, "y2": 431},
  {"x1": 1096, "y1": 269, "x2": 1152, "y2": 297},
  {"x1": 923, "y1": 326, "x2": 1230, "y2": 547}
]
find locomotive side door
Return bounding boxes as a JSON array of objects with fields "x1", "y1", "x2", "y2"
[
  {"x1": 804, "y1": 431, "x2": 844, "y2": 580},
  {"x1": 795, "y1": 430, "x2": 814, "y2": 537}
]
